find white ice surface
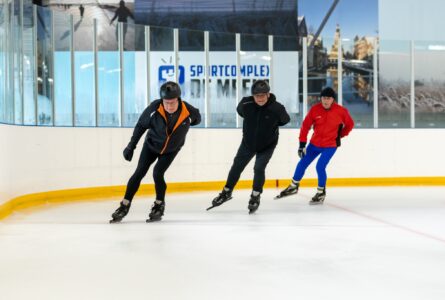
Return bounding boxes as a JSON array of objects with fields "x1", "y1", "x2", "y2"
[{"x1": 1, "y1": 187, "x2": 445, "y2": 300}]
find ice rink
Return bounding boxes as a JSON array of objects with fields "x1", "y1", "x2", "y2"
[{"x1": 1, "y1": 187, "x2": 445, "y2": 300}]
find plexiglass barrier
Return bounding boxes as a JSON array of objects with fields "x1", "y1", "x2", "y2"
[{"x1": 1, "y1": 2, "x2": 445, "y2": 128}]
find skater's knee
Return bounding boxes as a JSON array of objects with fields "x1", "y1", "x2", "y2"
[
  {"x1": 297, "y1": 159, "x2": 311, "y2": 171},
  {"x1": 253, "y1": 164, "x2": 266, "y2": 174},
  {"x1": 133, "y1": 166, "x2": 149, "y2": 179},
  {"x1": 153, "y1": 169, "x2": 165, "y2": 182},
  {"x1": 232, "y1": 155, "x2": 251, "y2": 169},
  {"x1": 316, "y1": 162, "x2": 327, "y2": 173},
  {"x1": 129, "y1": 172, "x2": 145, "y2": 184}
]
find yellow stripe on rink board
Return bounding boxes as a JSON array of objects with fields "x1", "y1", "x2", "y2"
[
  {"x1": 1, "y1": 177, "x2": 445, "y2": 221},
  {"x1": 324, "y1": 177, "x2": 445, "y2": 187}
]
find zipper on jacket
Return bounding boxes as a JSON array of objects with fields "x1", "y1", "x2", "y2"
[
  {"x1": 157, "y1": 102, "x2": 191, "y2": 155},
  {"x1": 160, "y1": 130, "x2": 171, "y2": 155}
]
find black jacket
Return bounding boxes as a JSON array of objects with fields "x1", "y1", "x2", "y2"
[
  {"x1": 127, "y1": 99, "x2": 201, "y2": 154},
  {"x1": 237, "y1": 93, "x2": 290, "y2": 152}
]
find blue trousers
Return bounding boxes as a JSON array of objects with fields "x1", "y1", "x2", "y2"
[{"x1": 292, "y1": 143, "x2": 337, "y2": 187}]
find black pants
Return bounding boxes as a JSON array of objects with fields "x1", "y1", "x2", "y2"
[
  {"x1": 225, "y1": 142, "x2": 276, "y2": 193},
  {"x1": 124, "y1": 143, "x2": 178, "y2": 201}
]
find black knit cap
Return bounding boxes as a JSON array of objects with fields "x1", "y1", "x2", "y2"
[
  {"x1": 160, "y1": 81, "x2": 181, "y2": 99},
  {"x1": 251, "y1": 80, "x2": 270, "y2": 95},
  {"x1": 320, "y1": 87, "x2": 336, "y2": 100}
]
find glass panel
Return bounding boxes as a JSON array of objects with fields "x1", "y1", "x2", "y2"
[
  {"x1": 414, "y1": 41, "x2": 445, "y2": 128},
  {"x1": 208, "y1": 31, "x2": 237, "y2": 127},
  {"x1": 0, "y1": 0, "x2": 11, "y2": 123},
  {"x1": 133, "y1": 24, "x2": 145, "y2": 52},
  {"x1": 305, "y1": 37, "x2": 338, "y2": 111},
  {"x1": 179, "y1": 27, "x2": 204, "y2": 52},
  {"x1": 178, "y1": 28, "x2": 205, "y2": 127},
  {"x1": 97, "y1": 1, "x2": 121, "y2": 126},
  {"x1": 53, "y1": 10, "x2": 72, "y2": 126},
  {"x1": 0, "y1": 0, "x2": 4, "y2": 122},
  {"x1": 209, "y1": 31, "x2": 235, "y2": 51},
  {"x1": 23, "y1": 1, "x2": 36, "y2": 125},
  {"x1": 273, "y1": 35, "x2": 300, "y2": 127},
  {"x1": 123, "y1": 23, "x2": 147, "y2": 127},
  {"x1": 341, "y1": 37, "x2": 375, "y2": 128},
  {"x1": 99, "y1": 9, "x2": 118, "y2": 52},
  {"x1": 36, "y1": 5, "x2": 53, "y2": 126},
  {"x1": 122, "y1": 17, "x2": 137, "y2": 53},
  {"x1": 97, "y1": 16, "x2": 120, "y2": 126},
  {"x1": 378, "y1": 40, "x2": 411, "y2": 128},
  {"x1": 13, "y1": 0, "x2": 22, "y2": 124},
  {"x1": 97, "y1": 54, "x2": 120, "y2": 126},
  {"x1": 73, "y1": 12, "x2": 94, "y2": 126},
  {"x1": 149, "y1": 26, "x2": 174, "y2": 104},
  {"x1": 240, "y1": 33, "x2": 270, "y2": 99},
  {"x1": 241, "y1": 33, "x2": 268, "y2": 52},
  {"x1": 150, "y1": 25, "x2": 173, "y2": 51},
  {"x1": 274, "y1": 34, "x2": 300, "y2": 52}
]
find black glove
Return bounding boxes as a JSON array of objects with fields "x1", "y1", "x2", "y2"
[
  {"x1": 123, "y1": 146, "x2": 134, "y2": 161},
  {"x1": 298, "y1": 142, "x2": 307, "y2": 158}
]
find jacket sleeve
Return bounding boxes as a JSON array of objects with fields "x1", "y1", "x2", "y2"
[
  {"x1": 269, "y1": 102, "x2": 291, "y2": 126},
  {"x1": 277, "y1": 103, "x2": 290, "y2": 126},
  {"x1": 299, "y1": 107, "x2": 314, "y2": 143},
  {"x1": 236, "y1": 98, "x2": 246, "y2": 118},
  {"x1": 187, "y1": 103, "x2": 202, "y2": 126},
  {"x1": 126, "y1": 105, "x2": 153, "y2": 149},
  {"x1": 340, "y1": 107, "x2": 354, "y2": 137}
]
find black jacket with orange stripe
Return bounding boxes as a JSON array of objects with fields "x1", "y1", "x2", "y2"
[{"x1": 126, "y1": 98, "x2": 201, "y2": 155}]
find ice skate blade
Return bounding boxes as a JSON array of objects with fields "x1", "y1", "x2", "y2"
[
  {"x1": 309, "y1": 201, "x2": 324, "y2": 205},
  {"x1": 109, "y1": 218, "x2": 122, "y2": 224},
  {"x1": 206, "y1": 197, "x2": 232, "y2": 211},
  {"x1": 248, "y1": 203, "x2": 259, "y2": 214},
  {"x1": 146, "y1": 218, "x2": 162, "y2": 223},
  {"x1": 274, "y1": 192, "x2": 297, "y2": 200}
]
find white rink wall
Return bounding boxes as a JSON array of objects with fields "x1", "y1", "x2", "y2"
[{"x1": 1, "y1": 124, "x2": 444, "y2": 205}]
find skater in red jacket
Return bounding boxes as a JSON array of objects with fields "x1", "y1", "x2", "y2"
[{"x1": 277, "y1": 87, "x2": 354, "y2": 204}]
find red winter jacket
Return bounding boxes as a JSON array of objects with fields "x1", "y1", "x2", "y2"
[{"x1": 299, "y1": 102, "x2": 354, "y2": 148}]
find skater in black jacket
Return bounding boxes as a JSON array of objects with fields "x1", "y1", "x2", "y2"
[
  {"x1": 208, "y1": 80, "x2": 290, "y2": 213},
  {"x1": 110, "y1": 81, "x2": 201, "y2": 223}
]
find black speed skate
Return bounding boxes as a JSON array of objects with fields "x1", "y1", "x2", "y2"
[
  {"x1": 206, "y1": 190, "x2": 232, "y2": 210},
  {"x1": 146, "y1": 201, "x2": 165, "y2": 222},
  {"x1": 110, "y1": 201, "x2": 131, "y2": 223},
  {"x1": 275, "y1": 183, "x2": 299, "y2": 199},
  {"x1": 309, "y1": 188, "x2": 326, "y2": 205},
  {"x1": 248, "y1": 194, "x2": 260, "y2": 214}
]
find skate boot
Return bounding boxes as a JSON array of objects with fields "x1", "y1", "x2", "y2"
[
  {"x1": 248, "y1": 194, "x2": 260, "y2": 214},
  {"x1": 309, "y1": 187, "x2": 326, "y2": 205},
  {"x1": 147, "y1": 200, "x2": 165, "y2": 222},
  {"x1": 207, "y1": 189, "x2": 233, "y2": 210},
  {"x1": 110, "y1": 200, "x2": 131, "y2": 223},
  {"x1": 275, "y1": 182, "x2": 299, "y2": 199}
]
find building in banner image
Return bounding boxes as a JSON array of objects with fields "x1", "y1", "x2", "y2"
[{"x1": 134, "y1": 0, "x2": 304, "y2": 50}]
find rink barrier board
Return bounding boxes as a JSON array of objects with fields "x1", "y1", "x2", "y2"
[{"x1": 1, "y1": 176, "x2": 445, "y2": 221}]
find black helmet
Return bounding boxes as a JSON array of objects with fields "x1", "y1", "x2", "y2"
[
  {"x1": 320, "y1": 87, "x2": 336, "y2": 100},
  {"x1": 251, "y1": 80, "x2": 270, "y2": 95},
  {"x1": 160, "y1": 81, "x2": 181, "y2": 99}
]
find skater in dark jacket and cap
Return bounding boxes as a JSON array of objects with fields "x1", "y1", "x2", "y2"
[
  {"x1": 277, "y1": 87, "x2": 354, "y2": 204},
  {"x1": 110, "y1": 81, "x2": 201, "y2": 223},
  {"x1": 208, "y1": 80, "x2": 290, "y2": 213}
]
